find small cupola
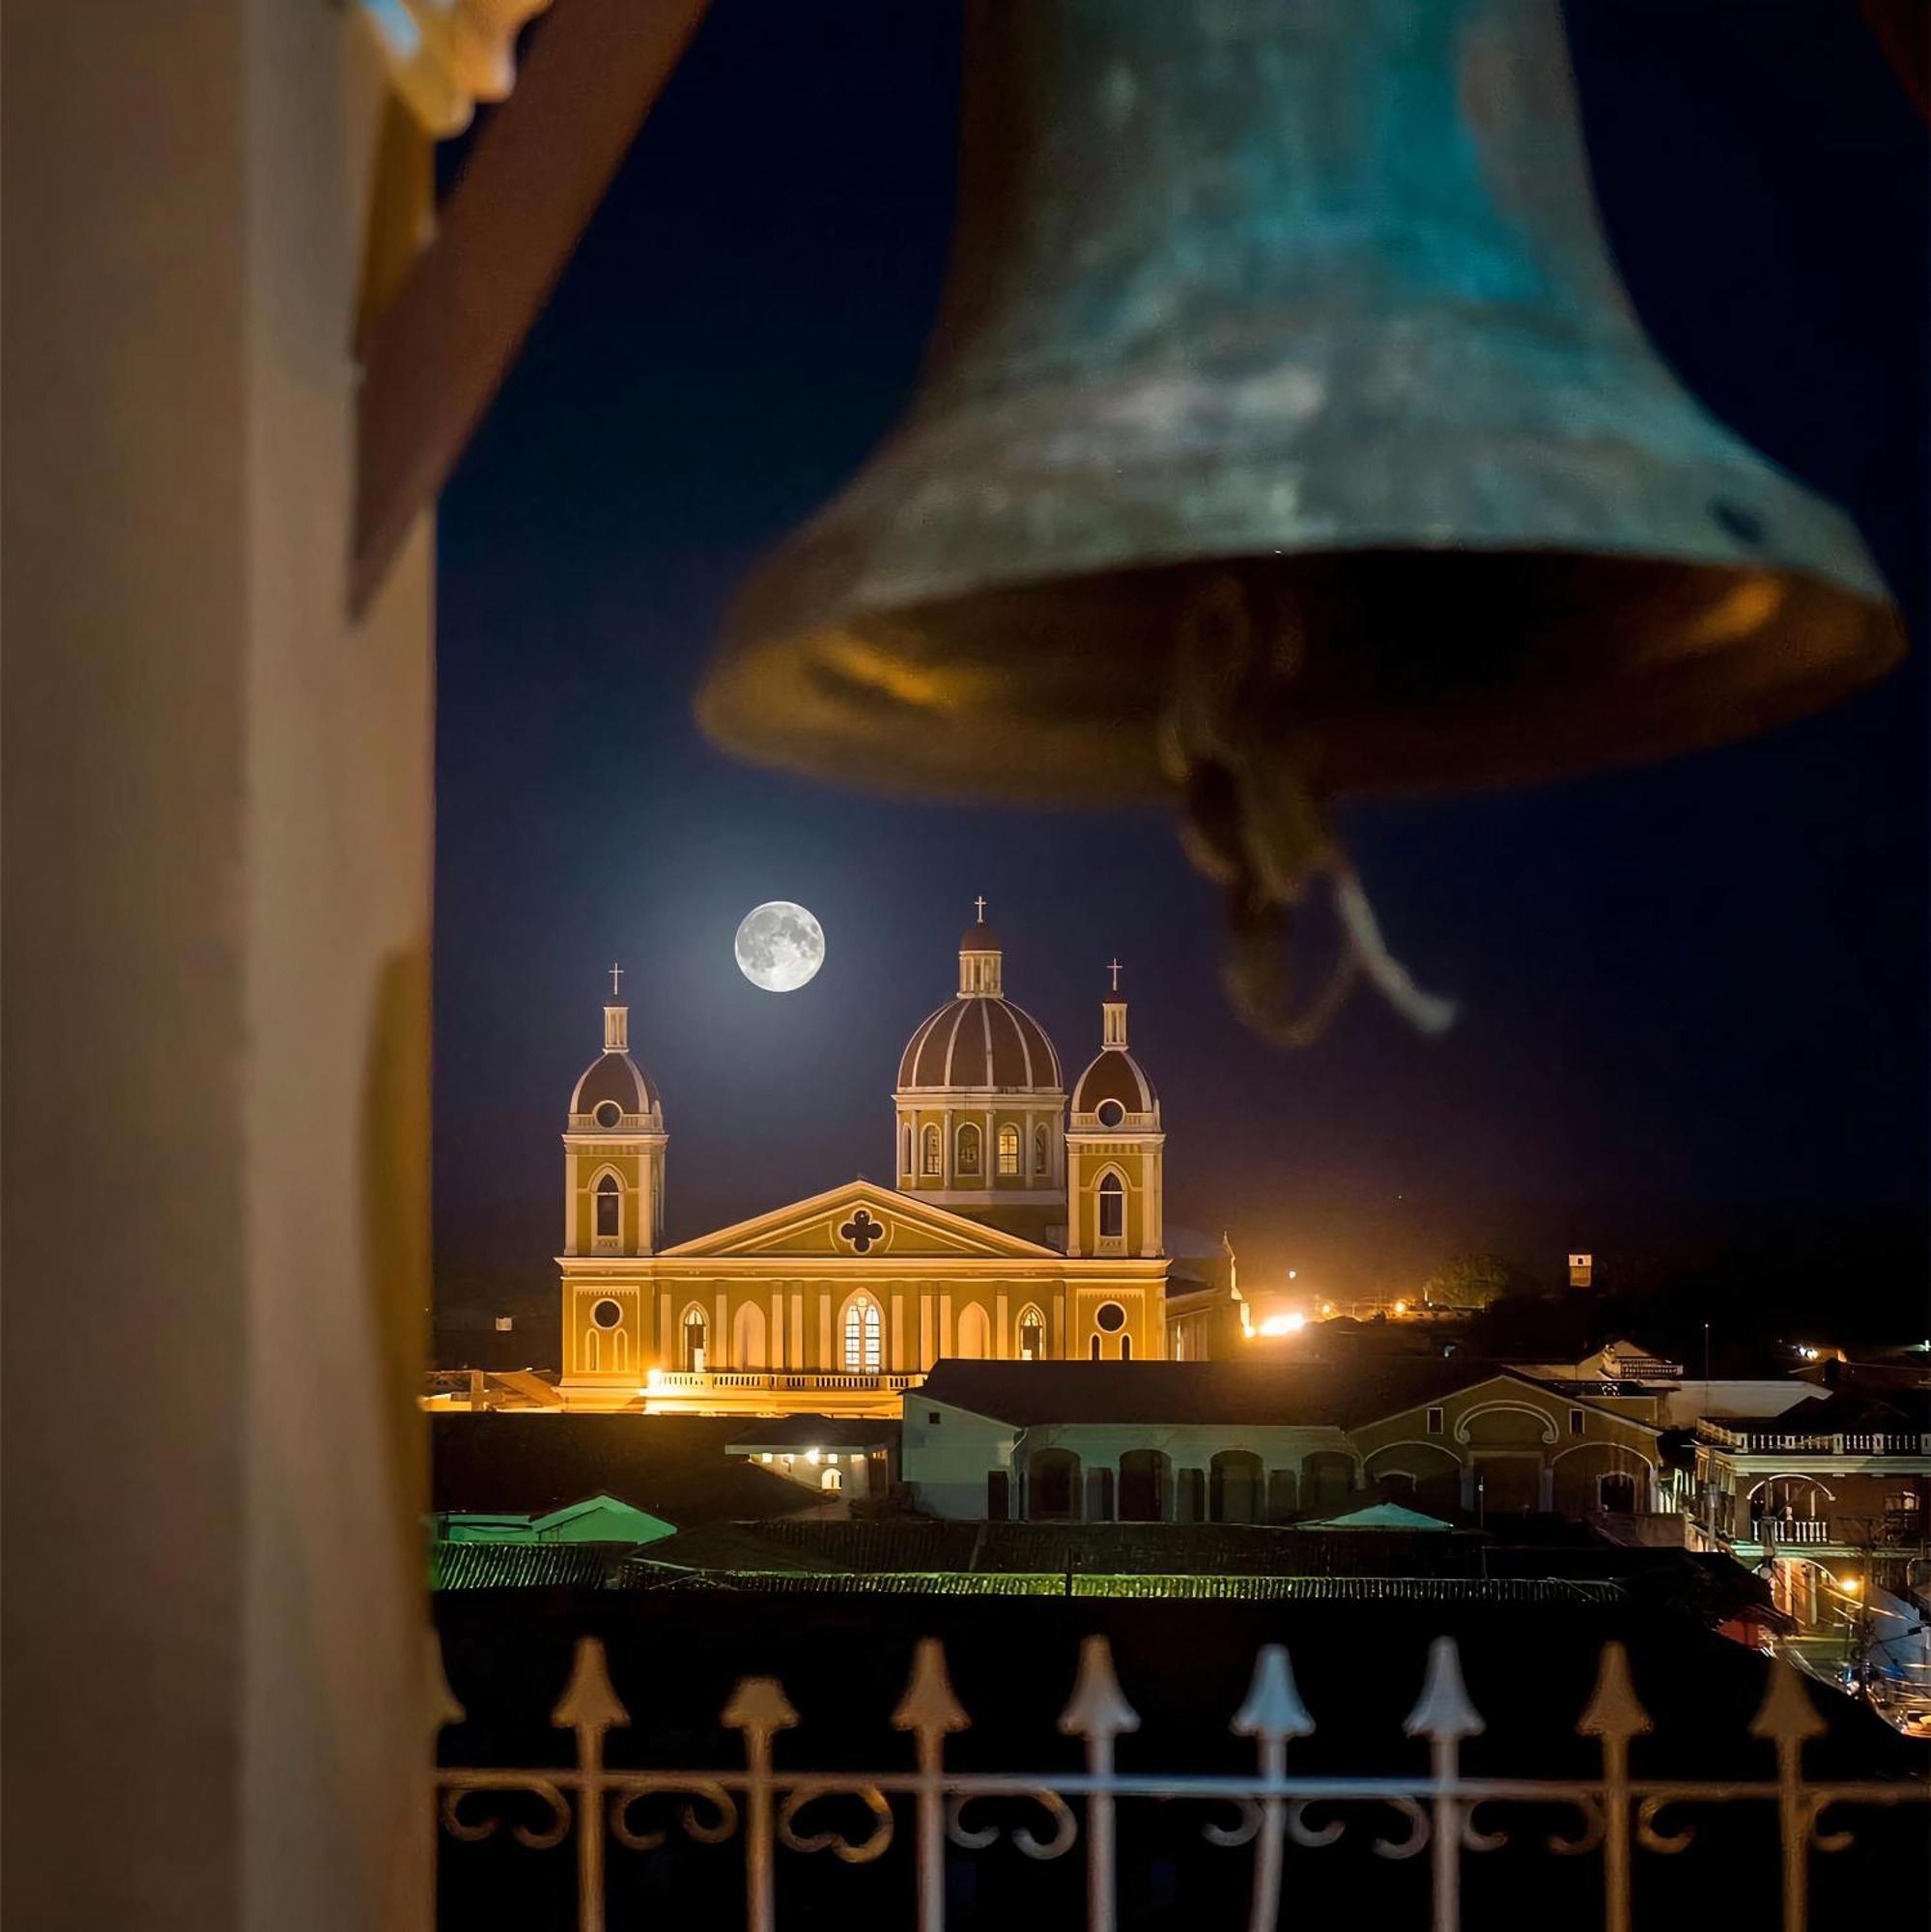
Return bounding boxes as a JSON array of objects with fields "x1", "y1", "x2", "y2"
[
  {"x1": 958, "y1": 895, "x2": 1004, "y2": 997},
  {"x1": 1069, "y1": 961, "x2": 1159, "y2": 1126}
]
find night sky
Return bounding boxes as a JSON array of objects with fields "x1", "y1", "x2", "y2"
[{"x1": 434, "y1": 2, "x2": 1927, "y2": 1335}]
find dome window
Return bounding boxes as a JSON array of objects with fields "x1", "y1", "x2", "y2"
[
  {"x1": 922, "y1": 1124, "x2": 942, "y2": 1177},
  {"x1": 1096, "y1": 1098, "x2": 1125, "y2": 1128},
  {"x1": 590, "y1": 1297, "x2": 623, "y2": 1331},
  {"x1": 997, "y1": 1123, "x2": 1020, "y2": 1176},
  {"x1": 593, "y1": 1099, "x2": 623, "y2": 1129},
  {"x1": 956, "y1": 1122, "x2": 981, "y2": 1176}
]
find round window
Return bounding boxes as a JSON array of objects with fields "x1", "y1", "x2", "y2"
[
  {"x1": 591, "y1": 1298, "x2": 623, "y2": 1330},
  {"x1": 1095, "y1": 1301, "x2": 1126, "y2": 1333},
  {"x1": 1096, "y1": 1099, "x2": 1125, "y2": 1127},
  {"x1": 593, "y1": 1100, "x2": 622, "y2": 1128}
]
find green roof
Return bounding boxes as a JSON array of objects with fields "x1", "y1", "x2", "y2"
[{"x1": 1302, "y1": 1503, "x2": 1456, "y2": 1532}]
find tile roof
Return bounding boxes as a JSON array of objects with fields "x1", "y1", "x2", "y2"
[
  {"x1": 431, "y1": 1542, "x2": 634, "y2": 1591},
  {"x1": 916, "y1": 1358, "x2": 1549, "y2": 1430}
]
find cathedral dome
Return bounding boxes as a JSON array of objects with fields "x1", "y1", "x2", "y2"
[
  {"x1": 1070, "y1": 1045, "x2": 1156, "y2": 1118},
  {"x1": 896, "y1": 903, "x2": 1063, "y2": 1094},
  {"x1": 570, "y1": 1048, "x2": 661, "y2": 1123},
  {"x1": 898, "y1": 995, "x2": 1062, "y2": 1093}
]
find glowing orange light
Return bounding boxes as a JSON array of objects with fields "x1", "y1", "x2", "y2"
[{"x1": 1258, "y1": 1312, "x2": 1305, "y2": 1337}]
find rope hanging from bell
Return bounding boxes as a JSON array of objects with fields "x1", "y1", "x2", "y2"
[{"x1": 1160, "y1": 575, "x2": 1457, "y2": 1046}]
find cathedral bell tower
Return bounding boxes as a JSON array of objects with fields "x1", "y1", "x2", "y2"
[
  {"x1": 562, "y1": 964, "x2": 667, "y2": 1258},
  {"x1": 559, "y1": 965, "x2": 667, "y2": 1389},
  {"x1": 1065, "y1": 962, "x2": 1164, "y2": 1259}
]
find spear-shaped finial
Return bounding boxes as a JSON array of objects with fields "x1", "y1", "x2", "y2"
[
  {"x1": 722, "y1": 1675, "x2": 802, "y2": 1744},
  {"x1": 1059, "y1": 1634, "x2": 1141, "y2": 1741},
  {"x1": 1578, "y1": 1642, "x2": 1653, "y2": 1742},
  {"x1": 552, "y1": 1636, "x2": 630, "y2": 1737},
  {"x1": 1405, "y1": 1636, "x2": 1485, "y2": 1743},
  {"x1": 893, "y1": 1638, "x2": 971, "y2": 1741},
  {"x1": 1233, "y1": 1645, "x2": 1315, "y2": 1743},
  {"x1": 1749, "y1": 1659, "x2": 1828, "y2": 1746}
]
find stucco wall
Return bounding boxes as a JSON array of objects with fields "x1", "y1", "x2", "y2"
[{"x1": 3, "y1": 7, "x2": 433, "y2": 1926}]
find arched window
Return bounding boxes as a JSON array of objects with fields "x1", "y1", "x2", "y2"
[
  {"x1": 997, "y1": 1123, "x2": 1020, "y2": 1176},
  {"x1": 956, "y1": 1122, "x2": 981, "y2": 1176},
  {"x1": 901, "y1": 1124, "x2": 912, "y2": 1174},
  {"x1": 1017, "y1": 1307, "x2": 1046, "y2": 1360},
  {"x1": 1090, "y1": 1334, "x2": 1101, "y2": 1361},
  {"x1": 1034, "y1": 1124, "x2": 1050, "y2": 1176},
  {"x1": 842, "y1": 1295, "x2": 882, "y2": 1372},
  {"x1": 820, "y1": 1465, "x2": 842, "y2": 1493},
  {"x1": 594, "y1": 1172, "x2": 621, "y2": 1238},
  {"x1": 1097, "y1": 1171, "x2": 1125, "y2": 1240},
  {"x1": 1121, "y1": 1334, "x2": 1132, "y2": 1360},
  {"x1": 681, "y1": 1307, "x2": 707, "y2": 1371},
  {"x1": 922, "y1": 1124, "x2": 942, "y2": 1177}
]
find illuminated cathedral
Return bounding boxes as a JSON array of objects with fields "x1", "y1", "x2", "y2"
[{"x1": 557, "y1": 907, "x2": 1231, "y2": 1415}]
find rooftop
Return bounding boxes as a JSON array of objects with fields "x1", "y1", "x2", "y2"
[{"x1": 916, "y1": 1358, "x2": 1574, "y2": 1430}]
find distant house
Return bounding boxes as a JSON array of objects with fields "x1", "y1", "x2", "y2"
[
  {"x1": 903, "y1": 1360, "x2": 1664, "y2": 1523},
  {"x1": 1682, "y1": 1386, "x2": 1930, "y2": 1631},
  {"x1": 434, "y1": 1492, "x2": 674, "y2": 1546},
  {"x1": 724, "y1": 1416, "x2": 898, "y2": 1498}
]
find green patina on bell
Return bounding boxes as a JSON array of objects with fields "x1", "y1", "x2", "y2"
[{"x1": 701, "y1": 0, "x2": 1901, "y2": 808}]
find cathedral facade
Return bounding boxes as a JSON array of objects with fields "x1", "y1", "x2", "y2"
[{"x1": 557, "y1": 912, "x2": 1181, "y2": 1415}]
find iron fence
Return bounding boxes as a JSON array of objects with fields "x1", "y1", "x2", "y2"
[{"x1": 436, "y1": 1633, "x2": 1928, "y2": 1932}]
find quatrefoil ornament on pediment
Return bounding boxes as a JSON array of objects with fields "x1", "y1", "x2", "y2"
[{"x1": 838, "y1": 1208, "x2": 887, "y2": 1255}]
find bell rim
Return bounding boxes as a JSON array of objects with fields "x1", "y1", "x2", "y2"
[{"x1": 700, "y1": 546, "x2": 1904, "y2": 806}]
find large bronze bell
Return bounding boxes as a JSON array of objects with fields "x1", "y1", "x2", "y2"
[{"x1": 700, "y1": 0, "x2": 1902, "y2": 1036}]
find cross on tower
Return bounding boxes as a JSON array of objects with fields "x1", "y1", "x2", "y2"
[
  {"x1": 1107, "y1": 958, "x2": 1123, "y2": 992},
  {"x1": 608, "y1": 961, "x2": 624, "y2": 999},
  {"x1": 973, "y1": 895, "x2": 987, "y2": 923}
]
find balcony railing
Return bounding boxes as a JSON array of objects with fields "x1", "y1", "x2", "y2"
[
  {"x1": 1753, "y1": 1518, "x2": 1832, "y2": 1546},
  {"x1": 648, "y1": 1370, "x2": 923, "y2": 1393},
  {"x1": 436, "y1": 1632, "x2": 1930, "y2": 1932},
  {"x1": 1697, "y1": 1425, "x2": 1930, "y2": 1456}
]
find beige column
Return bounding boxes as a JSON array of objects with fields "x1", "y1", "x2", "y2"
[{"x1": 3, "y1": 9, "x2": 433, "y2": 1927}]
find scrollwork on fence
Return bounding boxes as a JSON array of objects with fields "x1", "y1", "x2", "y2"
[{"x1": 435, "y1": 1631, "x2": 1929, "y2": 1932}]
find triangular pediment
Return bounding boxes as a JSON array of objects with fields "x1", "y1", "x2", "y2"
[{"x1": 661, "y1": 1179, "x2": 1063, "y2": 1263}]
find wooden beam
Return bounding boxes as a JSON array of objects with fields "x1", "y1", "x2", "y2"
[{"x1": 352, "y1": 0, "x2": 710, "y2": 616}]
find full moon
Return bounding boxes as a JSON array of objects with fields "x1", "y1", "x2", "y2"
[{"x1": 734, "y1": 900, "x2": 826, "y2": 993}]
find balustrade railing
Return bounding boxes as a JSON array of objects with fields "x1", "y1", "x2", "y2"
[
  {"x1": 645, "y1": 1368, "x2": 924, "y2": 1395},
  {"x1": 1755, "y1": 1518, "x2": 1834, "y2": 1547},
  {"x1": 436, "y1": 1632, "x2": 1929, "y2": 1932},
  {"x1": 1698, "y1": 1425, "x2": 1930, "y2": 1456}
]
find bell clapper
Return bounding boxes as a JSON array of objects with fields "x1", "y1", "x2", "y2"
[{"x1": 1161, "y1": 573, "x2": 1457, "y2": 1046}]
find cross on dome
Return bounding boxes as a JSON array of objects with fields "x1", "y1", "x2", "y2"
[
  {"x1": 608, "y1": 961, "x2": 625, "y2": 999},
  {"x1": 1107, "y1": 957, "x2": 1123, "y2": 993},
  {"x1": 974, "y1": 895, "x2": 987, "y2": 923}
]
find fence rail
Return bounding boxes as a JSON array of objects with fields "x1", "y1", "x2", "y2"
[{"x1": 436, "y1": 1633, "x2": 1929, "y2": 1932}]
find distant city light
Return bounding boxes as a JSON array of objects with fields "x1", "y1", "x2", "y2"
[
  {"x1": 1258, "y1": 1312, "x2": 1305, "y2": 1337},
  {"x1": 1288, "y1": 1269, "x2": 1297, "y2": 1280},
  {"x1": 1393, "y1": 1299, "x2": 1408, "y2": 1316},
  {"x1": 807, "y1": 1448, "x2": 821, "y2": 1464}
]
